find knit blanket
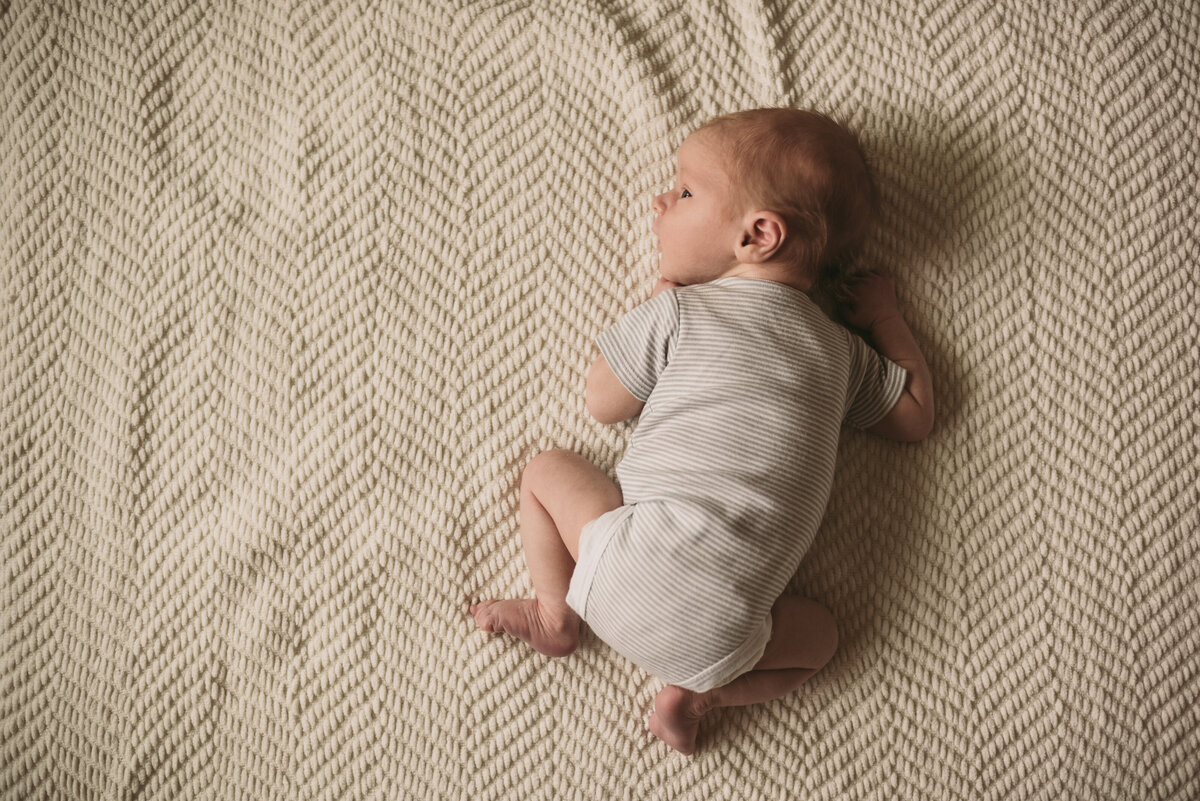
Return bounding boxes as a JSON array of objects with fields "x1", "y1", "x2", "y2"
[{"x1": 3, "y1": 1, "x2": 1197, "y2": 798}]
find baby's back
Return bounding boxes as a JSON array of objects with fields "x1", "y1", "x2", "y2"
[
  {"x1": 576, "y1": 276, "x2": 905, "y2": 689},
  {"x1": 617, "y1": 277, "x2": 854, "y2": 560}
]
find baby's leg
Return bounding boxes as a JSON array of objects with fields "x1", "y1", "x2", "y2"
[
  {"x1": 471, "y1": 449, "x2": 622, "y2": 657},
  {"x1": 649, "y1": 596, "x2": 838, "y2": 754}
]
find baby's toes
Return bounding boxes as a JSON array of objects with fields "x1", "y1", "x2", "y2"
[{"x1": 470, "y1": 601, "x2": 498, "y2": 632}]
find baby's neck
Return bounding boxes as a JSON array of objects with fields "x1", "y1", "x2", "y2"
[{"x1": 720, "y1": 263, "x2": 813, "y2": 293}]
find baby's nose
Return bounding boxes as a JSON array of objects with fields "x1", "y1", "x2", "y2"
[{"x1": 652, "y1": 192, "x2": 668, "y2": 215}]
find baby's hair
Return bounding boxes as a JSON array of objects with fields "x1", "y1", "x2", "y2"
[{"x1": 695, "y1": 108, "x2": 878, "y2": 293}]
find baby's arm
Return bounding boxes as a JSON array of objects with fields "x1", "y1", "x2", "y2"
[
  {"x1": 585, "y1": 277, "x2": 678, "y2": 424},
  {"x1": 840, "y1": 273, "x2": 935, "y2": 441},
  {"x1": 586, "y1": 356, "x2": 644, "y2": 423}
]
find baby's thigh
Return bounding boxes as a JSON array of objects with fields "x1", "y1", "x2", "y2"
[{"x1": 521, "y1": 449, "x2": 623, "y2": 559}]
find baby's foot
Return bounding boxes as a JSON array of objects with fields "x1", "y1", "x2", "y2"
[
  {"x1": 470, "y1": 599, "x2": 580, "y2": 657},
  {"x1": 648, "y1": 685, "x2": 710, "y2": 755}
]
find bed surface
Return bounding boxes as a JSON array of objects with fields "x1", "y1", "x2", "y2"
[{"x1": 2, "y1": 1, "x2": 1197, "y2": 798}]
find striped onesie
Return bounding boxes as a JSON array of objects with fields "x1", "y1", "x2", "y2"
[{"x1": 565, "y1": 276, "x2": 907, "y2": 692}]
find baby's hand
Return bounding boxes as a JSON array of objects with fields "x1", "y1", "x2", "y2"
[{"x1": 839, "y1": 271, "x2": 901, "y2": 331}]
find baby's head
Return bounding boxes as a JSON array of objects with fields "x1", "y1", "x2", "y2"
[{"x1": 655, "y1": 108, "x2": 877, "y2": 292}]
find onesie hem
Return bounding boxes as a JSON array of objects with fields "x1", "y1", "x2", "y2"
[
  {"x1": 670, "y1": 611, "x2": 773, "y2": 693},
  {"x1": 565, "y1": 505, "x2": 634, "y2": 620}
]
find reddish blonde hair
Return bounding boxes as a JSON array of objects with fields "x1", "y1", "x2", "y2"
[{"x1": 696, "y1": 108, "x2": 878, "y2": 291}]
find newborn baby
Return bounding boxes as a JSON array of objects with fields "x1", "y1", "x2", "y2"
[{"x1": 471, "y1": 108, "x2": 934, "y2": 755}]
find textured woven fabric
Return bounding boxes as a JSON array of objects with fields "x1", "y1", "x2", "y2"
[{"x1": 2, "y1": 1, "x2": 1197, "y2": 799}]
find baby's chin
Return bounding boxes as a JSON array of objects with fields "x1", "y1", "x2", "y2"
[{"x1": 657, "y1": 262, "x2": 682, "y2": 284}]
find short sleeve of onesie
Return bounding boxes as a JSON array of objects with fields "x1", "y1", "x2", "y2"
[
  {"x1": 844, "y1": 331, "x2": 909, "y2": 428},
  {"x1": 596, "y1": 290, "x2": 680, "y2": 402}
]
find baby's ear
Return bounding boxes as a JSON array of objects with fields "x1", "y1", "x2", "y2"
[{"x1": 736, "y1": 211, "x2": 787, "y2": 263}]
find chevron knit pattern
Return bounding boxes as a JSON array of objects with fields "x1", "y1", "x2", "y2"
[{"x1": 2, "y1": 1, "x2": 1197, "y2": 799}]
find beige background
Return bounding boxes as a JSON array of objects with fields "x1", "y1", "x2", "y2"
[{"x1": 2, "y1": 1, "x2": 1197, "y2": 798}]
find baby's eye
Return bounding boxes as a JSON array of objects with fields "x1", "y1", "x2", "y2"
[{"x1": 680, "y1": 188, "x2": 693, "y2": 199}]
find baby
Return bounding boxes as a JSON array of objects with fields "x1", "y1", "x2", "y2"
[{"x1": 471, "y1": 108, "x2": 934, "y2": 755}]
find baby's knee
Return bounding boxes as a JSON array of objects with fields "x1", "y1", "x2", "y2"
[
  {"x1": 765, "y1": 596, "x2": 839, "y2": 671},
  {"x1": 813, "y1": 606, "x2": 838, "y2": 668},
  {"x1": 521, "y1": 449, "x2": 573, "y2": 493}
]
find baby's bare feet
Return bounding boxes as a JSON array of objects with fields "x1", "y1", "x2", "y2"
[
  {"x1": 648, "y1": 685, "x2": 711, "y2": 755},
  {"x1": 470, "y1": 599, "x2": 580, "y2": 657}
]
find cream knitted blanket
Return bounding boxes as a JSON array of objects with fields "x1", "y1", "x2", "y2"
[{"x1": 3, "y1": 1, "x2": 1197, "y2": 798}]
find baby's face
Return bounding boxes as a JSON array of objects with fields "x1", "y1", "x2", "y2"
[{"x1": 652, "y1": 133, "x2": 745, "y2": 285}]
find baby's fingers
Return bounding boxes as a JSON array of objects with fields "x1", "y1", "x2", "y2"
[{"x1": 840, "y1": 271, "x2": 898, "y2": 329}]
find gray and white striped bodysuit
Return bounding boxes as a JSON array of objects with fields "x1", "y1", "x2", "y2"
[{"x1": 565, "y1": 277, "x2": 907, "y2": 692}]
